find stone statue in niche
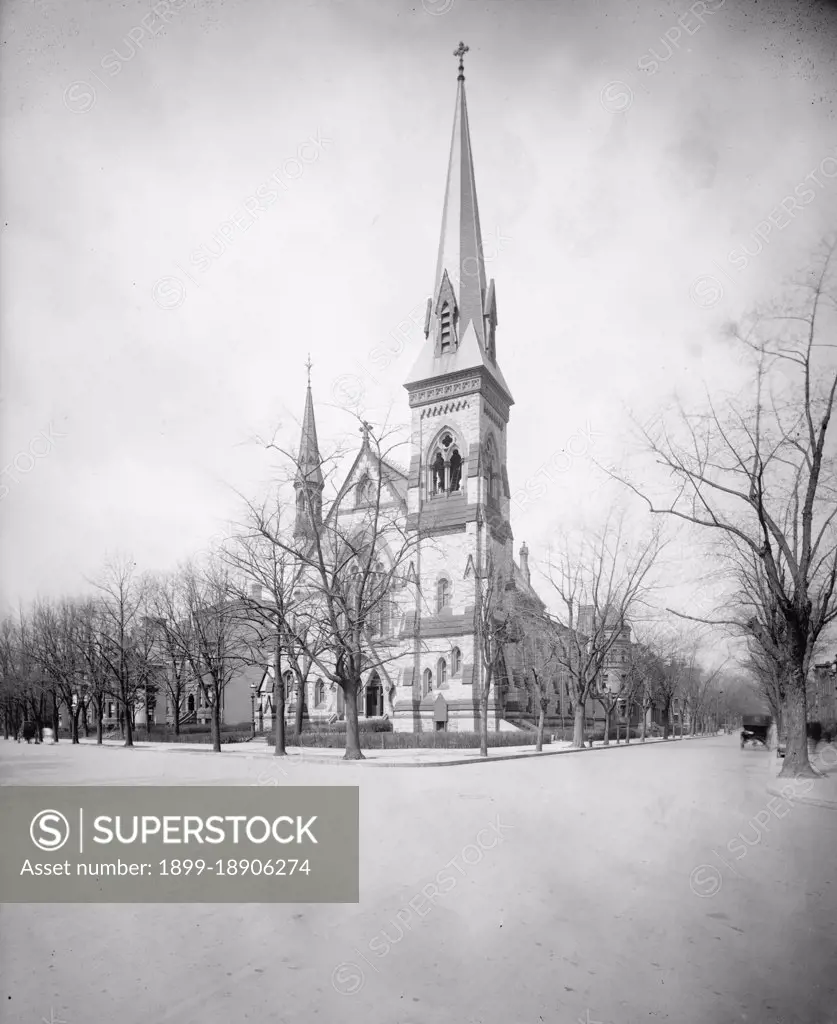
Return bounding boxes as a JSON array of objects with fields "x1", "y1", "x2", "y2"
[
  {"x1": 432, "y1": 453, "x2": 445, "y2": 493},
  {"x1": 449, "y1": 450, "x2": 462, "y2": 492}
]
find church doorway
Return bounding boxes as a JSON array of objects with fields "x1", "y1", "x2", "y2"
[{"x1": 364, "y1": 673, "x2": 383, "y2": 717}]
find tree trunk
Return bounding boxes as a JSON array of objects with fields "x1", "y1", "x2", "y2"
[
  {"x1": 51, "y1": 691, "x2": 60, "y2": 742},
  {"x1": 478, "y1": 668, "x2": 492, "y2": 758},
  {"x1": 294, "y1": 678, "x2": 306, "y2": 738},
  {"x1": 123, "y1": 687, "x2": 134, "y2": 747},
  {"x1": 778, "y1": 673, "x2": 814, "y2": 778},
  {"x1": 173, "y1": 694, "x2": 181, "y2": 735},
  {"x1": 625, "y1": 705, "x2": 631, "y2": 744},
  {"x1": 602, "y1": 705, "x2": 611, "y2": 746},
  {"x1": 343, "y1": 681, "x2": 364, "y2": 760},
  {"x1": 71, "y1": 706, "x2": 80, "y2": 744},
  {"x1": 211, "y1": 697, "x2": 222, "y2": 753},
  {"x1": 274, "y1": 670, "x2": 286, "y2": 758},
  {"x1": 536, "y1": 703, "x2": 545, "y2": 753},
  {"x1": 96, "y1": 700, "x2": 103, "y2": 745},
  {"x1": 572, "y1": 702, "x2": 585, "y2": 748},
  {"x1": 640, "y1": 708, "x2": 648, "y2": 742}
]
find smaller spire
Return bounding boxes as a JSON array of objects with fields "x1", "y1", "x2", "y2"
[
  {"x1": 453, "y1": 40, "x2": 469, "y2": 81},
  {"x1": 294, "y1": 369, "x2": 324, "y2": 538}
]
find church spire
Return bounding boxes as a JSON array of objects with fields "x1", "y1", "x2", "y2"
[
  {"x1": 405, "y1": 44, "x2": 513, "y2": 404},
  {"x1": 294, "y1": 357, "x2": 323, "y2": 538},
  {"x1": 433, "y1": 41, "x2": 487, "y2": 352}
]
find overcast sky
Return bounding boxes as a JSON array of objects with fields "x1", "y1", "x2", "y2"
[{"x1": 2, "y1": 0, "x2": 836, "y2": 634}]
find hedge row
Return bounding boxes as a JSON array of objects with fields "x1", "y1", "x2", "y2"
[{"x1": 134, "y1": 723, "x2": 253, "y2": 745}]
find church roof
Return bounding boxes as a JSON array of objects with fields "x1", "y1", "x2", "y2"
[
  {"x1": 323, "y1": 430, "x2": 408, "y2": 529},
  {"x1": 405, "y1": 50, "x2": 513, "y2": 404}
]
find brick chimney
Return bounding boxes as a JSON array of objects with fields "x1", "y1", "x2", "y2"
[
  {"x1": 519, "y1": 542, "x2": 530, "y2": 586},
  {"x1": 249, "y1": 582, "x2": 262, "y2": 602}
]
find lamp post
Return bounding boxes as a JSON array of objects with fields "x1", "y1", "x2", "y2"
[{"x1": 250, "y1": 684, "x2": 256, "y2": 739}]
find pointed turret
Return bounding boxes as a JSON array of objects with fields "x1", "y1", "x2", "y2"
[
  {"x1": 405, "y1": 43, "x2": 513, "y2": 404},
  {"x1": 294, "y1": 360, "x2": 324, "y2": 538}
]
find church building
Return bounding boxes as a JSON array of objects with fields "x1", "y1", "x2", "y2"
[{"x1": 255, "y1": 45, "x2": 567, "y2": 734}]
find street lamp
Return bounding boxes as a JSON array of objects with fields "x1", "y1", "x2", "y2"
[{"x1": 250, "y1": 683, "x2": 256, "y2": 739}]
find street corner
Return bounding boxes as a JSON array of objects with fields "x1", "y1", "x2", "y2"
[{"x1": 766, "y1": 767, "x2": 837, "y2": 811}]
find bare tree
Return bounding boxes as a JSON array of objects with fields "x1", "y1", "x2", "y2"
[
  {"x1": 29, "y1": 599, "x2": 86, "y2": 743},
  {"x1": 0, "y1": 616, "x2": 28, "y2": 740},
  {"x1": 146, "y1": 575, "x2": 198, "y2": 737},
  {"x1": 545, "y1": 514, "x2": 664, "y2": 748},
  {"x1": 613, "y1": 241, "x2": 837, "y2": 777},
  {"x1": 628, "y1": 640, "x2": 666, "y2": 742},
  {"x1": 473, "y1": 557, "x2": 518, "y2": 757},
  {"x1": 89, "y1": 557, "x2": 149, "y2": 747},
  {"x1": 222, "y1": 497, "x2": 312, "y2": 757},
  {"x1": 258, "y1": 420, "x2": 416, "y2": 760},
  {"x1": 75, "y1": 599, "x2": 112, "y2": 744},
  {"x1": 515, "y1": 606, "x2": 560, "y2": 752},
  {"x1": 643, "y1": 628, "x2": 700, "y2": 740},
  {"x1": 152, "y1": 559, "x2": 253, "y2": 753}
]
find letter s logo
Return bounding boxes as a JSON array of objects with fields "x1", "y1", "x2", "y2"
[{"x1": 30, "y1": 809, "x2": 70, "y2": 851}]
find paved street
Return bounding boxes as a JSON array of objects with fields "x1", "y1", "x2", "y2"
[{"x1": 1, "y1": 734, "x2": 835, "y2": 1024}]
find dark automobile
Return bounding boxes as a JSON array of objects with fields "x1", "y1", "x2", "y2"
[
  {"x1": 741, "y1": 714, "x2": 772, "y2": 749},
  {"x1": 22, "y1": 721, "x2": 37, "y2": 743}
]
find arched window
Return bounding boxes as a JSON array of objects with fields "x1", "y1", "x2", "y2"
[
  {"x1": 355, "y1": 476, "x2": 373, "y2": 506},
  {"x1": 422, "y1": 669, "x2": 433, "y2": 697},
  {"x1": 314, "y1": 680, "x2": 325, "y2": 706},
  {"x1": 437, "y1": 658, "x2": 447, "y2": 686},
  {"x1": 187, "y1": 694, "x2": 195, "y2": 714},
  {"x1": 283, "y1": 670, "x2": 294, "y2": 691},
  {"x1": 428, "y1": 431, "x2": 463, "y2": 496},
  {"x1": 437, "y1": 577, "x2": 450, "y2": 612},
  {"x1": 451, "y1": 647, "x2": 461, "y2": 675}
]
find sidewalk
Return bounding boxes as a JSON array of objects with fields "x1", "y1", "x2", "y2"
[
  {"x1": 766, "y1": 744, "x2": 837, "y2": 810},
  {"x1": 78, "y1": 732, "x2": 713, "y2": 768}
]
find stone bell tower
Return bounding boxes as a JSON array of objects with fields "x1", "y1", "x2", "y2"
[{"x1": 394, "y1": 43, "x2": 515, "y2": 732}]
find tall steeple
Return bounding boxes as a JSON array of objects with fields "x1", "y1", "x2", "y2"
[
  {"x1": 405, "y1": 42, "x2": 513, "y2": 404},
  {"x1": 294, "y1": 357, "x2": 324, "y2": 538}
]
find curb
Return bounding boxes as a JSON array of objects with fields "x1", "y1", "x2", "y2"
[
  {"x1": 766, "y1": 757, "x2": 837, "y2": 810},
  {"x1": 72, "y1": 734, "x2": 716, "y2": 768},
  {"x1": 281, "y1": 733, "x2": 714, "y2": 768},
  {"x1": 766, "y1": 780, "x2": 837, "y2": 811}
]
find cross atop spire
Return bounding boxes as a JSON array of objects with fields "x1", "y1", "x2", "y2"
[
  {"x1": 305, "y1": 353, "x2": 313, "y2": 385},
  {"x1": 453, "y1": 41, "x2": 469, "y2": 81}
]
